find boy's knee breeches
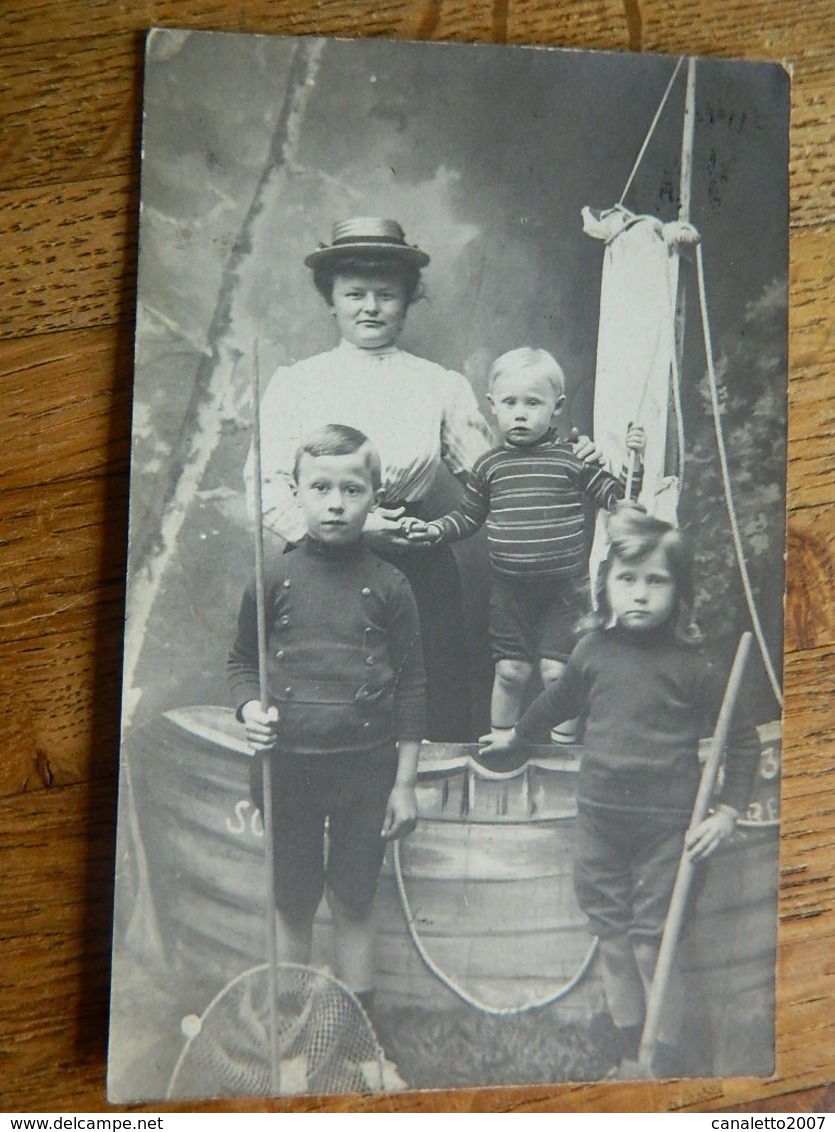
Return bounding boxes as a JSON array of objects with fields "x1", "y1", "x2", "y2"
[{"x1": 251, "y1": 745, "x2": 397, "y2": 924}]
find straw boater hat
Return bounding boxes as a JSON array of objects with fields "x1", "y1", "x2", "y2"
[{"x1": 304, "y1": 217, "x2": 430, "y2": 270}]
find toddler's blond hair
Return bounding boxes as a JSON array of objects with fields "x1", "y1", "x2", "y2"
[{"x1": 488, "y1": 347, "x2": 565, "y2": 400}]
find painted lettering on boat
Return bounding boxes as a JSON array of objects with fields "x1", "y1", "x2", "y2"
[
  {"x1": 225, "y1": 798, "x2": 264, "y2": 838},
  {"x1": 744, "y1": 740, "x2": 780, "y2": 823}
]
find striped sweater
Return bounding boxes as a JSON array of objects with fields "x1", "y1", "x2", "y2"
[{"x1": 431, "y1": 433, "x2": 635, "y2": 578}]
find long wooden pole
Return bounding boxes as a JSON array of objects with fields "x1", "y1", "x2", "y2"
[
  {"x1": 251, "y1": 341, "x2": 281, "y2": 1094},
  {"x1": 666, "y1": 56, "x2": 698, "y2": 478},
  {"x1": 252, "y1": 344, "x2": 270, "y2": 713},
  {"x1": 637, "y1": 631, "x2": 753, "y2": 1072},
  {"x1": 678, "y1": 58, "x2": 698, "y2": 224}
]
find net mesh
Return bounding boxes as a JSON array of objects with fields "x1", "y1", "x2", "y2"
[{"x1": 167, "y1": 963, "x2": 387, "y2": 1099}]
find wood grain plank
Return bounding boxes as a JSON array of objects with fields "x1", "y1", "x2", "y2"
[
  {"x1": 0, "y1": 329, "x2": 130, "y2": 799},
  {"x1": 6, "y1": 0, "x2": 835, "y2": 57},
  {"x1": 1, "y1": 0, "x2": 470, "y2": 53},
  {"x1": 0, "y1": 35, "x2": 142, "y2": 193},
  {"x1": 785, "y1": 506, "x2": 835, "y2": 653},
  {"x1": 786, "y1": 224, "x2": 835, "y2": 510},
  {"x1": 0, "y1": 779, "x2": 117, "y2": 1112},
  {"x1": 791, "y1": 228, "x2": 835, "y2": 362},
  {"x1": 788, "y1": 50, "x2": 835, "y2": 231},
  {"x1": 781, "y1": 643, "x2": 834, "y2": 762},
  {"x1": 776, "y1": 634, "x2": 835, "y2": 1078},
  {"x1": 639, "y1": 0, "x2": 835, "y2": 59},
  {"x1": 0, "y1": 328, "x2": 132, "y2": 488},
  {"x1": 0, "y1": 177, "x2": 138, "y2": 340},
  {"x1": 787, "y1": 449, "x2": 833, "y2": 515}
]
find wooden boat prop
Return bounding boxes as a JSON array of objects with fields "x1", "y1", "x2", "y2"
[{"x1": 125, "y1": 703, "x2": 779, "y2": 1060}]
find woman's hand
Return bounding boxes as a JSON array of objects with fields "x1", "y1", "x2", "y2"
[
  {"x1": 240, "y1": 701, "x2": 279, "y2": 751},
  {"x1": 364, "y1": 505, "x2": 413, "y2": 550},
  {"x1": 684, "y1": 806, "x2": 737, "y2": 862},
  {"x1": 570, "y1": 431, "x2": 605, "y2": 466},
  {"x1": 402, "y1": 518, "x2": 442, "y2": 546}
]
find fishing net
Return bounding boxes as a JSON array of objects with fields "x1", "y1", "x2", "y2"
[{"x1": 167, "y1": 963, "x2": 391, "y2": 1099}]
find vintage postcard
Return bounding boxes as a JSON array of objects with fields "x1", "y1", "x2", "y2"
[{"x1": 108, "y1": 28, "x2": 788, "y2": 1101}]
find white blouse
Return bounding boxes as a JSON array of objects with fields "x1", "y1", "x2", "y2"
[{"x1": 245, "y1": 339, "x2": 494, "y2": 542}]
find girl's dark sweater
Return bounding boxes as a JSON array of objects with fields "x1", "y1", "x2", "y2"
[{"x1": 515, "y1": 624, "x2": 760, "y2": 819}]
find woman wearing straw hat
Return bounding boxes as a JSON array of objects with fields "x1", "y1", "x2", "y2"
[{"x1": 244, "y1": 217, "x2": 494, "y2": 740}]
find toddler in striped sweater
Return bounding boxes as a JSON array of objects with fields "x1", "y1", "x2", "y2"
[{"x1": 407, "y1": 347, "x2": 645, "y2": 739}]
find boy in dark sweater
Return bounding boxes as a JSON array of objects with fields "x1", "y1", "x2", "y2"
[
  {"x1": 407, "y1": 346, "x2": 644, "y2": 740},
  {"x1": 228, "y1": 424, "x2": 425, "y2": 1017}
]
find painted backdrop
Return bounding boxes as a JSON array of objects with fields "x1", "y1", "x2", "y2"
[{"x1": 124, "y1": 30, "x2": 788, "y2": 737}]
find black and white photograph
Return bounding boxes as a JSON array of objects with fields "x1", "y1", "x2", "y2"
[{"x1": 108, "y1": 28, "x2": 788, "y2": 1101}]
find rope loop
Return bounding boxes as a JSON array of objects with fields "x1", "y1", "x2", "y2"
[{"x1": 392, "y1": 839, "x2": 598, "y2": 1016}]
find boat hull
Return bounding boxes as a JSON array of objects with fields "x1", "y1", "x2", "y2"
[{"x1": 123, "y1": 705, "x2": 778, "y2": 1067}]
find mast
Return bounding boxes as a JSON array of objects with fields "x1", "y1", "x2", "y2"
[
  {"x1": 667, "y1": 57, "x2": 697, "y2": 477},
  {"x1": 679, "y1": 59, "x2": 698, "y2": 223}
]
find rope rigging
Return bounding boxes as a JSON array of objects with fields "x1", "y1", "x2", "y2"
[
  {"x1": 618, "y1": 57, "x2": 686, "y2": 208},
  {"x1": 694, "y1": 244, "x2": 785, "y2": 707},
  {"x1": 598, "y1": 55, "x2": 784, "y2": 707}
]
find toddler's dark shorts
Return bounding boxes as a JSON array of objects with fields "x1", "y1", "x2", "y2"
[{"x1": 489, "y1": 572, "x2": 589, "y2": 664}]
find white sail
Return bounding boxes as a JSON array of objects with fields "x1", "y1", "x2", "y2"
[{"x1": 582, "y1": 206, "x2": 686, "y2": 587}]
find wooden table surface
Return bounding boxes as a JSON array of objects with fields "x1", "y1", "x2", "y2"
[{"x1": 1, "y1": 0, "x2": 833, "y2": 1115}]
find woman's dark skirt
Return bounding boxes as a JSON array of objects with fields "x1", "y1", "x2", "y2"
[{"x1": 375, "y1": 537, "x2": 473, "y2": 743}]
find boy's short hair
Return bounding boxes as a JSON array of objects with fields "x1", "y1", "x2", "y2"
[
  {"x1": 488, "y1": 347, "x2": 566, "y2": 400},
  {"x1": 292, "y1": 424, "x2": 382, "y2": 490}
]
